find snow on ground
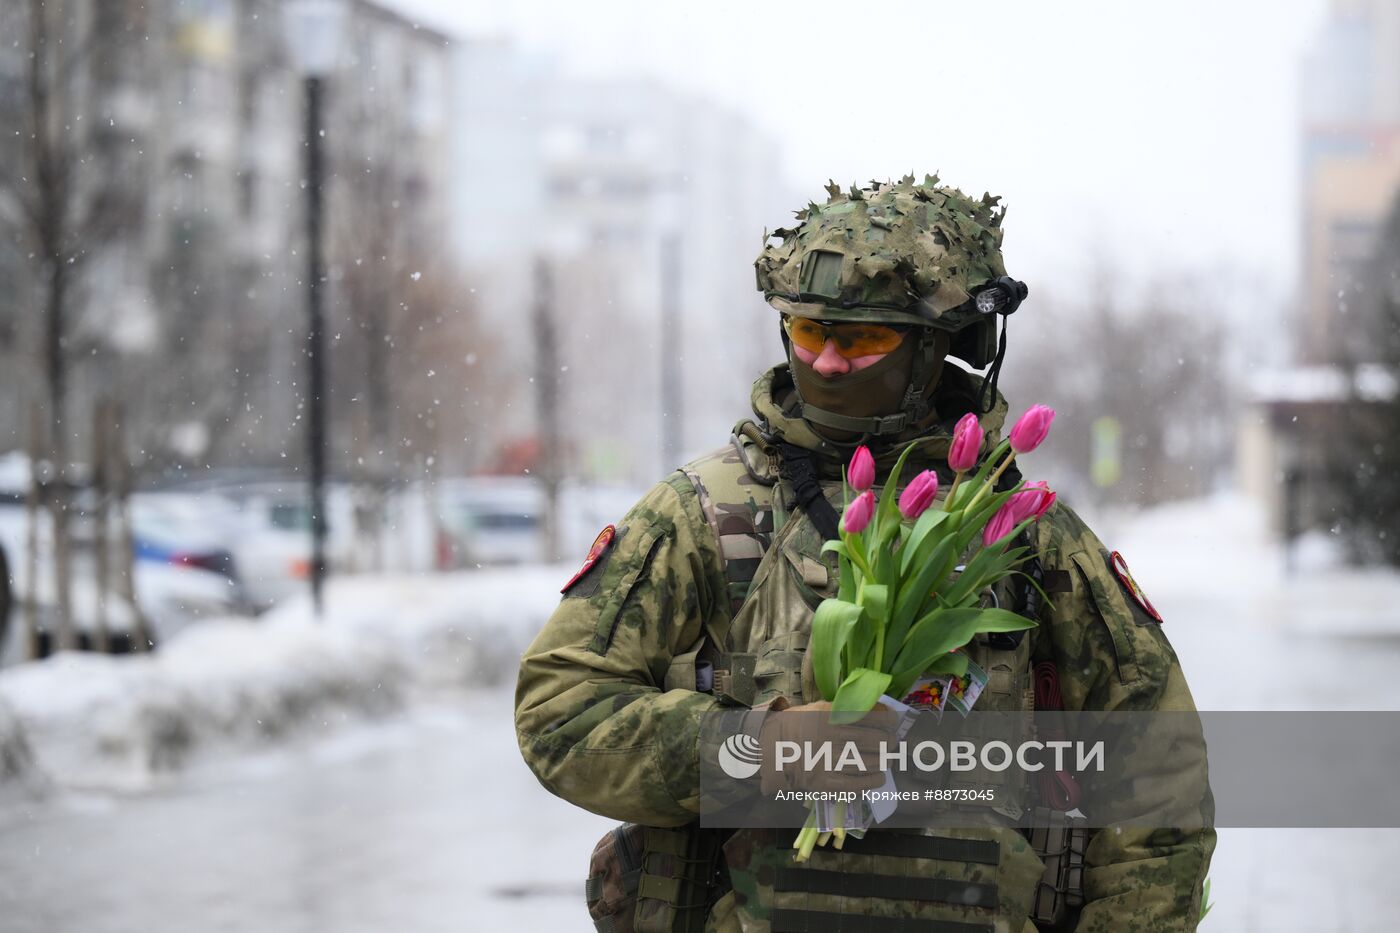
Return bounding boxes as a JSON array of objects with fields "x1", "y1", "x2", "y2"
[
  {"x1": 259, "y1": 566, "x2": 573, "y2": 686},
  {"x1": 0, "y1": 565, "x2": 571, "y2": 790}
]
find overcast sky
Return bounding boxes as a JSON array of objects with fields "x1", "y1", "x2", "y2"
[{"x1": 386, "y1": 0, "x2": 1329, "y2": 307}]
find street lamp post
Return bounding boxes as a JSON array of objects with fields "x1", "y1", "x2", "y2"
[{"x1": 285, "y1": 0, "x2": 346, "y2": 617}]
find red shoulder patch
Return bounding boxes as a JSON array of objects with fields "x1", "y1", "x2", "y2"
[
  {"x1": 1109, "y1": 550, "x2": 1163, "y2": 623},
  {"x1": 561, "y1": 525, "x2": 617, "y2": 594}
]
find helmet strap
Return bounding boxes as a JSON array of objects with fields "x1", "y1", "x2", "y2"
[
  {"x1": 798, "y1": 402, "x2": 908, "y2": 439},
  {"x1": 975, "y1": 316, "x2": 1010, "y2": 414},
  {"x1": 898, "y1": 329, "x2": 939, "y2": 425}
]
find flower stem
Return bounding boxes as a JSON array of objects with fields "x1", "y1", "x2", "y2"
[
  {"x1": 986, "y1": 451, "x2": 1017, "y2": 488},
  {"x1": 874, "y1": 604, "x2": 885, "y2": 671},
  {"x1": 967, "y1": 451, "x2": 1018, "y2": 510},
  {"x1": 945, "y1": 470, "x2": 966, "y2": 509},
  {"x1": 792, "y1": 810, "x2": 819, "y2": 860},
  {"x1": 841, "y1": 528, "x2": 874, "y2": 579}
]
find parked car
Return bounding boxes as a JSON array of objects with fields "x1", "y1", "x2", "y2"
[
  {"x1": 437, "y1": 477, "x2": 544, "y2": 566},
  {"x1": 0, "y1": 466, "x2": 251, "y2": 662},
  {"x1": 0, "y1": 523, "x2": 246, "y2": 663},
  {"x1": 432, "y1": 477, "x2": 644, "y2": 567},
  {"x1": 130, "y1": 493, "x2": 242, "y2": 584},
  {"x1": 182, "y1": 483, "x2": 321, "y2": 611}
]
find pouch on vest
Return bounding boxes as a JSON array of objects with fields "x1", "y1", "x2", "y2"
[
  {"x1": 586, "y1": 823, "x2": 728, "y2": 933},
  {"x1": 587, "y1": 822, "x2": 645, "y2": 933},
  {"x1": 1025, "y1": 808, "x2": 1087, "y2": 930}
]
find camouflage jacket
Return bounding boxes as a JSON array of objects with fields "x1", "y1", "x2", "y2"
[{"x1": 516, "y1": 365, "x2": 1215, "y2": 932}]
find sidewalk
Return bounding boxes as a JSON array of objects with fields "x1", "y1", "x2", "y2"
[{"x1": 1091, "y1": 493, "x2": 1400, "y2": 931}]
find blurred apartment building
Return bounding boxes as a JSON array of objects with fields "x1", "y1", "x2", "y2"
[
  {"x1": 0, "y1": 0, "x2": 450, "y2": 470},
  {"x1": 1240, "y1": 0, "x2": 1400, "y2": 535},
  {"x1": 1298, "y1": 0, "x2": 1400, "y2": 363},
  {"x1": 451, "y1": 41, "x2": 793, "y2": 485}
]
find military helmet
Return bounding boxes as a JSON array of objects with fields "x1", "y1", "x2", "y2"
[
  {"x1": 755, "y1": 175, "x2": 1028, "y2": 439},
  {"x1": 756, "y1": 175, "x2": 1026, "y2": 367}
]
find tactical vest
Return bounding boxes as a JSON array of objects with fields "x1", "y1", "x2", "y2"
[
  {"x1": 660, "y1": 425, "x2": 1083, "y2": 933},
  {"x1": 585, "y1": 425, "x2": 1086, "y2": 930}
]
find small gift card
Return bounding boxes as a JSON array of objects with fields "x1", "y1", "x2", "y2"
[
  {"x1": 946, "y1": 660, "x2": 988, "y2": 716},
  {"x1": 901, "y1": 676, "x2": 950, "y2": 719},
  {"x1": 813, "y1": 795, "x2": 874, "y2": 832}
]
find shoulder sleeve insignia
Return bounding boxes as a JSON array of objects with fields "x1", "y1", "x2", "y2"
[
  {"x1": 1107, "y1": 550, "x2": 1163, "y2": 624},
  {"x1": 561, "y1": 524, "x2": 619, "y2": 595}
]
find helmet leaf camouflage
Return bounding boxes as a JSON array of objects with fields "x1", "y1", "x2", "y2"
[{"x1": 755, "y1": 174, "x2": 1008, "y2": 333}]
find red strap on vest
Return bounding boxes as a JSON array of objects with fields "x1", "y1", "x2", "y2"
[{"x1": 1033, "y1": 661, "x2": 1082, "y2": 811}]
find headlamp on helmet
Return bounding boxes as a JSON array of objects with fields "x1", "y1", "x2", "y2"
[{"x1": 974, "y1": 276, "x2": 1030, "y2": 317}]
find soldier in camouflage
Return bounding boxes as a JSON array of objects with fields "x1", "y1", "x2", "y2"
[{"x1": 517, "y1": 175, "x2": 1215, "y2": 932}]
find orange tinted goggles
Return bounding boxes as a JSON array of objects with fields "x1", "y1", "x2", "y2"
[{"x1": 782, "y1": 315, "x2": 908, "y2": 358}]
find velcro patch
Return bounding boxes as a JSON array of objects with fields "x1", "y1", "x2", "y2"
[
  {"x1": 1041, "y1": 569, "x2": 1072, "y2": 594},
  {"x1": 1108, "y1": 550, "x2": 1162, "y2": 624}
]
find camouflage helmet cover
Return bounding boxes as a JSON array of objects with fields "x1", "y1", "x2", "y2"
[{"x1": 755, "y1": 174, "x2": 1008, "y2": 331}]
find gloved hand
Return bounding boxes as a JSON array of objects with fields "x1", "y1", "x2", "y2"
[{"x1": 757, "y1": 698, "x2": 898, "y2": 796}]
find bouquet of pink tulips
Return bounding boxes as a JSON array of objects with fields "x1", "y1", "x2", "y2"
[{"x1": 792, "y1": 405, "x2": 1058, "y2": 860}]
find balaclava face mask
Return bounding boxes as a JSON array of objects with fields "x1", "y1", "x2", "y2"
[{"x1": 788, "y1": 329, "x2": 951, "y2": 444}]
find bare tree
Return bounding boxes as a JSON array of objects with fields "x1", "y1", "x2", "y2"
[
  {"x1": 390, "y1": 265, "x2": 498, "y2": 476},
  {"x1": 328, "y1": 250, "x2": 496, "y2": 568},
  {"x1": 999, "y1": 267, "x2": 1231, "y2": 508},
  {"x1": 334, "y1": 150, "x2": 403, "y2": 482},
  {"x1": 330, "y1": 156, "x2": 404, "y2": 570},
  {"x1": 328, "y1": 77, "x2": 498, "y2": 564},
  {"x1": 0, "y1": 2, "x2": 124, "y2": 649}
]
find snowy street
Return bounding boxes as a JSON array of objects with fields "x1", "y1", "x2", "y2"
[
  {"x1": 0, "y1": 692, "x2": 609, "y2": 933},
  {"x1": 2, "y1": 0, "x2": 1390, "y2": 929},
  {"x1": 3, "y1": 495, "x2": 1400, "y2": 931}
]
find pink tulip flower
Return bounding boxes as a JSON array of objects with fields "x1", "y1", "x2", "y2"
[
  {"x1": 985, "y1": 483, "x2": 1057, "y2": 547},
  {"x1": 842, "y1": 490, "x2": 876, "y2": 534},
  {"x1": 948, "y1": 412, "x2": 981, "y2": 472},
  {"x1": 982, "y1": 501, "x2": 1017, "y2": 547},
  {"x1": 1020, "y1": 481, "x2": 1057, "y2": 520},
  {"x1": 1006, "y1": 482, "x2": 1056, "y2": 523},
  {"x1": 898, "y1": 470, "x2": 939, "y2": 520},
  {"x1": 1009, "y1": 405, "x2": 1055, "y2": 454},
  {"x1": 848, "y1": 445, "x2": 875, "y2": 492}
]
